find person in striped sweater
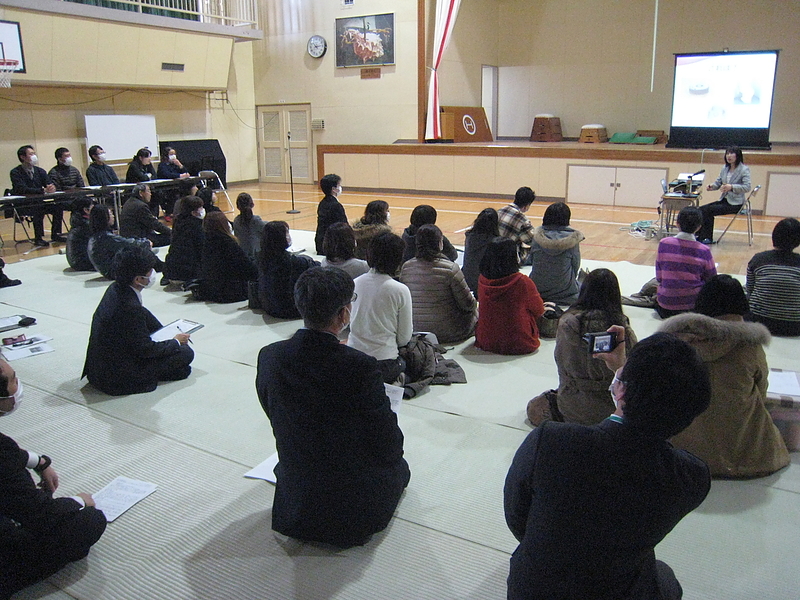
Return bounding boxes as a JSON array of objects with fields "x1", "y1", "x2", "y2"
[
  {"x1": 746, "y1": 218, "x2": 800, "y2": 336},
  {"x1": 655, "y1": 206, "x2": 717, "y2": 319}
]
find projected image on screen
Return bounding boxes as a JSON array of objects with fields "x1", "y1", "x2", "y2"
[
  {"x1": 671, "y1": 52, "x2": 776, "y2": 128},
  {"x1": 667, "y1": 50, "x2": 779, "y2": 149}
]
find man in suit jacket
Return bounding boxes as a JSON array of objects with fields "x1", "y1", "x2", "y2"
[
  {"x1": 0, "y1": 358, "x2": 106, "y2": 599},
  {"x1": 256, "y1": 266, "x2": 410, "y2": 548},
  {"x1": 119, "y1": 183, "x2": 172, "y2": 247},
  {"x1": 9, "y1": 145, "x2": 65, "y2": 246},
  {"x1": 504, "y1": 329, "x2": 712, "y2": 600},
  {"x1": 83, "y1": 245, "x2": 193, "y2": 395}
]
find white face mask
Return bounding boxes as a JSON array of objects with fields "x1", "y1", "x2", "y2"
[
  {"x1": 30, "y1": 154, "x2": 39, "y2": 166},
  {"x1": 63, "y1": 156, "x2": 73, "y2": 167},
  {"x1": 228, "y1": 223, "x2": 235, "y2": 236},
  {"x1": 608, "y1": 372, "x2": 623, "y2": 410},
  {"x1": 195, "y1": 207, "x2": 206, "y2": 219},
  {"x1": 0, "y1": 380, "x2": 23, "y2": 417},
  {"x1": 98, "y1": 153, "x2": 107, "y2": 162},
  {"x1": 141, "y1": 270, "x2": 157, "y2": 289},
  {"x1": 386, "y1": 211, "x2": 391, "y2": 222},
  {"x1": 169, "y1": 154, "x2": 177, "y2": 163}
]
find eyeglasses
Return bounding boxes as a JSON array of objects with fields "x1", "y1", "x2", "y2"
[{"x1": 608, "y1": 373, "x2": 623, "y2": 394}]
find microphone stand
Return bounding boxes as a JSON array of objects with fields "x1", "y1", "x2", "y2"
[{"x1": 286, "y1": 131, "x2": 300, "y2": 214}]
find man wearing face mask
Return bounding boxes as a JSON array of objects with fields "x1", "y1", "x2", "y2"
[
  {"x1": 85, "y1": 145, "x2": 120, "y2": 187},
  {"x1": 0, "y1": 358, "x2": 107, "y2": 599},
  {"x1": 48, "y1": 147, "x2": 85, "y2": 192},
  {"x1": 9, "y1": 145, "x2": 65, "y2": 246},
  {"x1": 504, "y1": 327, "x2": 712, "y2": 600},
  {"x1": 83, "y1": 245, "x2": 194, "y2": 395},
  {"x1": 256, "y1": 266, "x2": 410, "y2": 548}
]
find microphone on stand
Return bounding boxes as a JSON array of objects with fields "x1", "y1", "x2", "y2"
[{"x1": 286, "y1": 130, "x2": 300, "y2": 214}]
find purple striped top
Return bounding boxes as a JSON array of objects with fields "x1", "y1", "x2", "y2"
[{"x1": 656, "y1": 237, "x2": 717, "y2": 311}]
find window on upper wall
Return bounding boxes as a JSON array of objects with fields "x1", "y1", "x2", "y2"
[{"x1": 62, "y1": 0, "x2": 259, "y2": 28}]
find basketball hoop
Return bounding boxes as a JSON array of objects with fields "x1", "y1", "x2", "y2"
[{"x1": 0, "y1": 59, "x2": 18, "y2": 88}]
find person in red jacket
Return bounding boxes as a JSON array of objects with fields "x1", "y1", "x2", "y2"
[{"x1": 476, "y1": 237, "x2": 545, "y2": 354}]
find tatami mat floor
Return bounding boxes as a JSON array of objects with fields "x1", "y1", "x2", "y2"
[{"x1": 2, "y1": 230, "x2": 799, "y2": 600}]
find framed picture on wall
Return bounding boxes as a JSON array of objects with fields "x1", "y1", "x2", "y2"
[
  {"x1": 335, "y1": 13, "x2": 394, "y2": 68},
  {"x1": 0, "y1": 20, "x2": 25, "y2": 73}
]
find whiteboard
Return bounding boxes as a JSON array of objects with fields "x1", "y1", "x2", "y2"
[{"x1": 84, "y1": 115, "x2": 159, "y2": 162}]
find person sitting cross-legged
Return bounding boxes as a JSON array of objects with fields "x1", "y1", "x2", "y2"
[
  {"x1": 83, "y1": 245, "x2": 194, "y2": 395},
  {"x1": 256, "y1": 266, "x2": 411, "y2": 548}
]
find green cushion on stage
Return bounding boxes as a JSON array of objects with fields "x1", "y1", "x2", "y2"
[{"x1": 609, "y1": 132, "x2": 637, "y2": 143}]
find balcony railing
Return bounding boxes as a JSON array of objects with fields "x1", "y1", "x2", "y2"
[{"x1": 61, "y1": 0, "x2": 258, "y2": 28}]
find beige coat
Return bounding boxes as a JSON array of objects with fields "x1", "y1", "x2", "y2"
[
  {"x1": 399, "y1": 257, "x2": 478, "y2": 344},
  {"x1": 554, "y1": 309, "x2": 637, "y2": 425},
  {"x1": 659, "y1": 313, "x2": 789, "y2": 478}
]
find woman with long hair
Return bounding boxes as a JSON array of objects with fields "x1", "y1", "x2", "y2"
[
  {"x1": 475, "y1": 237, "x2": 544, "y2": 355},
  {"x1": 257, "y1": 221, "x2": 319, "y2": 318},
  {"x1": 164, "y1": 196, "x2": 205, "y2": 283},
  {"x1": 320, "y1": 222, "x2": 369, "y2": 280},
  {"x1": 553, "y1": 268, "x2": 637, "y2": 425},
  {"x1": 352, "y1": 200, "x2": 391, "y2": 259},
  {"x1": 529, "y1": 202, "x2": 584, "y2": 305},
  {"x1": 661, "y1": 275, "x2": 789, "y2": 477},
  {"x1": 697, "y1": 146, "x2": 752, "y2": 244},
  {"x1": 462, "y1": 208, "x2": 500, "y2": 296},
  {"x1": 232, "y1": 192, "x2": 265, "y2": 260},
  {"x1": 400, "y1": 224, "x2": 477, "y2": 344},
  {"x1": 199, "y1": 211, "x2": 257, "y2": 303}
]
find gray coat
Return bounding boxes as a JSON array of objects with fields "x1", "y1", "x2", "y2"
[
  {"x1": 708, "y1": 163, "x2": 751, "y2": 206},
  {"x1": 400, "y1": 257, "x2": 478, "y2": 344},
  {"x1": 528, "y1": 226, "x2": 584, "y2": 305}
]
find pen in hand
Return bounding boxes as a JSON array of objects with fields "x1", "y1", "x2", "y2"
[{"x1": 176, "y1": 326, "x2": 193, "y2": 344}]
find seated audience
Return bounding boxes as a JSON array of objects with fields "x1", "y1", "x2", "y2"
[
  {"x1": 199, "y1": 211, "x2": 257, "y2": 303},
  {"x1": 746, "y1": 217, "x2": 800, "y2": 336},
  {"x1": 462, "y1": 208, "x2": 499, "y2": 296},
  {"x1": 320, "y1": 222, "x2": 369, "y2": 279},
  {"x1": 256, "y1": 266, "x2": 410, "y2": 547},
  {"x1": 401, "y1": 204, "x2": 458, "y2": 263},
  {"x1": 498, "y1": 186, "x2": 536, "y2": 263},
  {"x1": 198, "y1": 188, "x2": 222, "y2": 214},
  {"x1": 529, "y1": 202, "x2": 584, "y2": 305},
  {"x1": 125, "y1": 148, "x2": 159, "y2": 215},
  {"x1": 156, "y1": 147, "x2": 193, "y2": 218},
  {"x1": 83, "y1": 245, "x2": 194, "y2": 395},
  {"x1": 87, "y1": 205, "x2": 159, "y2": 279},
  {"x1": 48, "y1": 147, "x2": 85, "y2": 191},
  {"x1": 352, "y1": 200, "x2": 392, "y2": 259},
  {"x1": 553, "y1": 268, "x2": 637, "y2": 425},
  {"x1": 66, "y1": 197, "x2": 95, "y2": 271},
  {"x1": 119, "y1": 183, "x2": 172, "y2": 247},
  {"x1": 348, "y1": 232, "x2": 413, "y2": 384},
  {"x1": 660, "y1": 274, "x2": 789, "y2": 478},
  {"x1": 0, "y1": 358, "x2": 106, "y2": 599},
  {"x1": 655, "y1": 205, "x2": 716, "y2": 318},
  {"x1": 232, "y1": 192, "x2": 265, "y2": 261},
  {"x1": 475, "y1": 237, "x2": 544, "y2": 355},
  {"x1": 400, "y1": 224, "x2": 477, "y2": 344},
  {"x1": 505, "y1": 329, "x2": 711, "y2": 600},
  {"x1": 315, "y1": 173, "x2": 348, "y2": 255},
  {"x1": 9, "y1": 144, "x2": 64, "y2": 247},
  {"x1": 258, "y1": 221, "x2": 319, "y2": 318},
  {"x1": 85, "y1": 145, "x2": 119, "y2": 187},
  {"x1": 164, "y1": 196, "x2": 205, "y2": 284}
]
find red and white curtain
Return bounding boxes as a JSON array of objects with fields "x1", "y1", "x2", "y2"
[{"x1": 424, "y1": 0, "x2": 462, "y2": 140}]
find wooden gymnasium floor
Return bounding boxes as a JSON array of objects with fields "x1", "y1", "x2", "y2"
[{"x1": 0, "y1": 182, "x2": 781, "y2": 276}]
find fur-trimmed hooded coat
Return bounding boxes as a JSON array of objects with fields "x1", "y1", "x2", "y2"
[
  {"x1": 659, "y1": 313, "x2": 789, "y2": 478},
  {"x1": 528, "y1": 226, "x2": 584, "y2": 305}
]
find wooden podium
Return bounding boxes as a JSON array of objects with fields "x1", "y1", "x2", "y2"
[{"x1": 440, "y1": 106, "x2": 493, "y2": 142}]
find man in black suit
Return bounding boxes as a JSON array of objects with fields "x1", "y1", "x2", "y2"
[
  {"x1": 504, "y1": 328, "x2": 712, "y2": 600},
  {"x1": 256, "y1": 266, "x2": 410, "y2": 548},
  {"x1": 0, "y1": 358, "x2": 106, "y2": 599},
  {"x1": 83, "y1": 245, "x2": 193, "y2": 395},
  {"x1": 9, "y1": 145, "x2": 66, "y2": 246},
  {"x1": 119, "y1": 183, "x2": 172, "y2": 247}
]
